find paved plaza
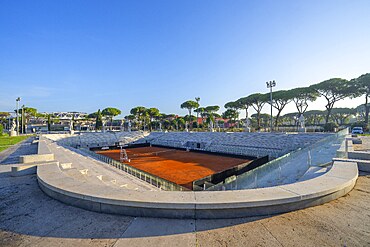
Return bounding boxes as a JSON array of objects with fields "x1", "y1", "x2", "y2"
[{"x1": 0, "y1": 137, "x2": 369, "y2": 246}]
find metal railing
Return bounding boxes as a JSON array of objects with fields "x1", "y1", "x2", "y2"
[{"x1": 78, "y1": 148, "x2": 188, "y2": 191}]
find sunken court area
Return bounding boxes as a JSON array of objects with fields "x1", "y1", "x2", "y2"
[
  {"x1": 45, "y1": 131, "x2": 337, "y2": 191},
  {"x1": 96, "y1": 146, "x2": 252, "y2": 189},
  {"x1": 1, "y1": 134, "x2": 370, "y2": 246}
]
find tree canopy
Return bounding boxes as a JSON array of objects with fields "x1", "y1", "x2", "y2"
[
  {"x1": 95, "y1": 109, "x2": 103, "y2": 130},
  {"x1": 180, "y1": 100, "x2": 199, "y2": 115},
  {"x1": 355, "y1": 73, "x2": 370, "y2": 123},
  {"x1": 146, "y1": 107, "x2": 160, "y2": 131},
  {"x1": 102, "y1": 107, "x2": 121, "y2": 118},
  {"x1": 310, "y1": 78, "x2": 357, "y2": 123},
  {"x1": 180, "y1": 100, "x2": 199, "y2": 129},
  {"x1": 268, "y1": 90, "x2": 293, "y2": 127},
  {"x1": 224, "y1": 101, "x2": 239, "y2": 110},
  {"x1": 130, "y1": 106, "x2": 148, "y2": 130},
  {"x1": 222, "y1": 109, "x2": 239, "y2": 122},
  {"x1": 102, "y1": 107, "x2": 121, "y2": 130},
  {"x1": 235, "y1": 97, "x2": 251, "y2": 120},
  {"x1": 205, "y1": 105, "x2": 220, "y2": 113},
  {"x1": 289, "y1": 87, "x2": 318, "y2": 117},
  {"x1": 245, "y1": 93, "x2": 268, "y2": 129},
  {"x1": 23, "y1": 107, "x2": 37, "y2": 116},
  {"x1": 88, "y1": 112, "x2": 98, "y2": 119},
  {"x1": 329, "y1": 108, "x2": 355, "y2": 125}
]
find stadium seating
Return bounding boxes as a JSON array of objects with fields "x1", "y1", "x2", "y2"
[
  {"x1": 44, "y1": 131, "x2": 331, "y2": 159},
  {"x1": 44, "y1": 139, "x2": 158, "y2": 191},
  {"x1": 149, "y1": 132, "x2": 331, "y2": 159}
]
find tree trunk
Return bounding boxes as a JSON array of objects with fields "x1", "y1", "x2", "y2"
[
  {"x1": 188, "y1": 109, "x2": 192, "y2": 130},
  {"x1": 365, "y1": 94, "x2": 369, "y2": 124},
  {"x1": 325, "y1": 106, "x2": 332, "y2": 124},
  {"x1": 275, "y1": 110, "x2": 282, "y2": 128},
  {"x1": 196, "y1": 111, "x2": 199, "y2": 128},
  {"x1": 48, "y1": 115, "x2": 51, "y2": 131}
]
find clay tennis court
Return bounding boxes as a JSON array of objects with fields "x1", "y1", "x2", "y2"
[{"x1": 96, "y1": 146, "x2": 251, "y2": 189}]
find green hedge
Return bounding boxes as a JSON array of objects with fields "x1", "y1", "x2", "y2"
[{"x1": 323, "y1": 122, "x2": 338, "y2": 132}]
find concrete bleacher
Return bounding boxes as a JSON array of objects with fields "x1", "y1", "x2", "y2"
[
  {"x1": 31, "y1": 129, "x2": 361, "y2": 219},
  {"x1": 19, "y1": 136, "x2": 157, "y2": 190},
  {"x1": 149, "y1": 132, "x2": 331, "y2": 159},
  {"x1": 40, "y1": 131, "x2": 336, "y2": 191},
  {"x1": 45, "y1": 139, "x2": 158, "y2": 191},
  {"x1": 43, "y1": 131, "x2": 331, "y2": 160},
  {"x1": 39, "y1": 131, "x2": 345, "y2": 190},
  {"x1": 44, "y1": 131, "x2": 147, "y2": 148}
]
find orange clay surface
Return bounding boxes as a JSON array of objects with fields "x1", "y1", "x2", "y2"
[{"x1": 96, "y1": 146, "x2": 251, "y2": 189}]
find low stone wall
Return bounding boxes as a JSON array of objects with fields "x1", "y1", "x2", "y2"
[
  {"x1": 335, "y1": 136, "x2": 370, "y2": 172},
  {"x1": 18, "y1": 138, "x2": 55, "y2": 164},
  {"x1": 11, "y1": 161, "x2": 59, "y2": 177},
  {"x1": 37, "y1": 160, "x2": 358, "y2": 219},
  {"x1": 19, "y1": 153, "x2": 54, "y2": 164},
  {"x1": 11, "y1": 138, "x2": 56, "y2": 177},
  {"x1": 348, "y1": 151, "x2": 370, "y2": 160}
]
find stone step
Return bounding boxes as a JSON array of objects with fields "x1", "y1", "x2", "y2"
[
  {"x1": 348, "y1": 151, "x2": 370, "y2": 161},
  {"x1": 333, "y1": 157, "x2": 370, "y2": 172}
]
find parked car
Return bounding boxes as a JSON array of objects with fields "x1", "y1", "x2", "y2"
[{"x1": 351, "y1": 127, "x2": 364, "y2": 134}]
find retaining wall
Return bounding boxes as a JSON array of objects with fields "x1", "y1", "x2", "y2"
[{"x1": 37, "y1": 160, "x2": 357, "y2": 219}]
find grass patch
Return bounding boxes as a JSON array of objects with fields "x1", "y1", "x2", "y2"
[
  {"x1": 358, "y1": 133, "x2": 370, "y2": 136},
  {"x1": 0, "y1": 135, "x2": 30, "y2": 152}
]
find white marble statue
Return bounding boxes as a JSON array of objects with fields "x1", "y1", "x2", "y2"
[
  {"x1": 209, "y1": 119, "x2": 214, "y2": 132},
  {"x1": 245, "y1": 118, "x2": 250, "y2": 128},
  {"x1": 102, "y1": 120, "x2": 106, "y2": 132},
  {"x1": 244, "y1": 118, "x2": 251, "y2": 132},
  {"x1": 298, "y1": 114, "x2": 305, "y2": 128},
  {"x1": 128, "y1": 120, "x2": 132, "y2": 132},
  {"x1": 120, "y1": 120, "x2": 124, "y2": 131},
  {"x1": 10, "y1": 119, "x2": 16, "y2": 131}
]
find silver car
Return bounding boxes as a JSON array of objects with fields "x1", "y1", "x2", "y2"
[{"x1": 352, "y1": 127, "x2": 364, "y2": 134}]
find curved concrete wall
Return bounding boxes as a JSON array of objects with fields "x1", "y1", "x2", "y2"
[{"x1": 37, "y1": 159, "x2": 358, "y2": 219}]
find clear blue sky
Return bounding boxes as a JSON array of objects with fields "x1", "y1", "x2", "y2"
[{"x1": 1, "y1": 0, "x2": 370, "y2": 118}]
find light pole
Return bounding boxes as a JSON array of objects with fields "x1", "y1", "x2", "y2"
[
  {"x1": 16, "y1": 97, "x2": 21, "y2": 135},
  {"x1": 21, "y1": 105, "x2": 25, "y2": 134},
  {"x1": 8, "y1": 113, "x2": 10, "y2": 131},
  {"x1": 266, "y1": 80, "x2": 276, "y2": 132}
]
